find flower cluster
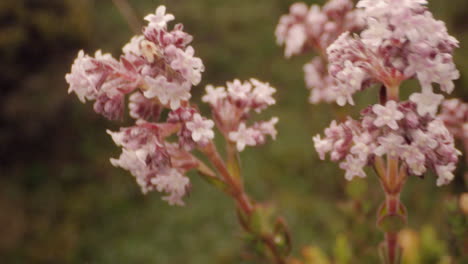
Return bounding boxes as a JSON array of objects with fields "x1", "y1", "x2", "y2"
[
  {"x1": 327, "y1": 0, "x2": 459, "y2": 111},
  {"x1": 65, "y1": 6, "x2": 279, "y2": 206},
  {"x1": 276, "y1": 0, "x2": 363, "y2": 103},
  {"x1": 314, "y1": 100, "x2": 459, "y2": 186},
  {"x1": 202, "y1": 79, "x2": 278, "y2": 151},
  {"x1": 65, "y1": 6, "x2": 209, "y2": 205},
  {"x1": 439, "y1": 99, "x2": 468, "y2": 141},
  {"x1": 66, "y1": 6, "x2": 204, "y2": 120},
  {"x1": 108, "y1": 122, "x2": 196, "y2": 205}
]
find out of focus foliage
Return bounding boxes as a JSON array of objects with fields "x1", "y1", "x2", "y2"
[{"x1": 0, "y1": 0, "x2": 466, "y2": 263}]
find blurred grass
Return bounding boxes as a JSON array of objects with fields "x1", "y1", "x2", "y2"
[{"x1": 0, "y1": 0, "x2": 466, "y2": 263}]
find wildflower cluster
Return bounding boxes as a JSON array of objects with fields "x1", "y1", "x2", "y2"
[
  {"x1": 66, "y1": 6, "x2": 203, "y2": 121},
  {"x1": 327, "y1": 0, "x2": 459, "y2": 109},
  {"x1": 65, "y1": 6, "x2": 277, "y2": 206},
  {"x1": 276, "y1": 0, "x2": 363, "y2": 103},
  {"x1": 203, "y1": 79, "x2": 278, "y2": 152},
  {"x1": 314, "y1": 101, "x2": 459, "y2": 186},
  {"x1": 310, "y1": 1, "x2": 461, "y2": 262},
  {"x1": 314, "y1": 0, "x2": 460, "y2": 186}
]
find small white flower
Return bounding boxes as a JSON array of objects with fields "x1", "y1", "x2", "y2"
[
  {"x1": 229, "y1": 123, "x2": 257, "y2": 152},
  {"x1": 170, "y1": 46, "x2": 204, "y2": 86},
  {"x1": 340, "y1": 155, "x2": 367, "y2": 181},
  {"x1": 227, "y1": 79, "x2": 252, "y2": 101},
  {"x1": 250, "y1": 79, "x2": 276, "y2": 108},
  {"x1": 202, "y1": 85, "x2": 227, "y2": 105},
  {"x1": 285, "y1": 24, "x2": 307, "y2": 58},
  {"x1": 409, "y1": 91, "x2": 444, "y2": 116},
  {"x1": 372, "y1": 101, "x2": 404, "y2": 130},
  {"x1": 144, "y1": 76, "x2": 191, "y2": 110},
  {"x1": 411, "y1": 129, "x2": 438, "y2": 149},
  {"x1": 350, "y1": 132, "x2": 375, "y2": 161},
  {"x1": 163, "y1": 82, "x2": 191, "y2": 110},
  {"x1": 435, "y1": 164, "x2": 456, "y2": 186},
  {"x1": 401, "y1": 144, "x2": 426, "y2": 175},
  {"x1": 151, "y1": 169, "x2": 189, "y2": 206},
  {"x1": 144, "y1": 6, "x2": 175, "y2": 29},
  {"x1": 186, "y1": 114, "x2": 215, "y2": 143},
  {"x1": 258, "y1": 117, "x2": 279, "y2": 140},
  {"x1": 374, "y1": 133, "x2": 405, "y2": 157},
  {"x1": 313, "y1": 135, "x2": 332, "y2": 160}
]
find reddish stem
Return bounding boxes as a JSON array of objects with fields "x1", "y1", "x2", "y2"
[
  {"x1": 201, "y1": 142, "x2": 288, "y2": 264},
  {"x1": 385, "y1": 232, "x2": 399, "y2": 264},
  {"x1": 201, "y1": 142, "x2": 253, "y2": 214}
]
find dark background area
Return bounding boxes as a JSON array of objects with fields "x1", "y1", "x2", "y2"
[{"x1": 0, "y1": 0, "x2": 467, "y2": 263}]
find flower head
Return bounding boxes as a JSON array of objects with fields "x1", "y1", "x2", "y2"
[
  {"x1": 314, "y1": 101, "x2": 459, "y2": 185},
  {"x1": 325, "y1": 0, "x2": 459, "y2": 108}
]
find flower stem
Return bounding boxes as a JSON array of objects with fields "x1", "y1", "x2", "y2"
[
  {"x1": 111, "y1": 0, "x2": 142, "y2": 34},
  {"x1": 385, "y1": 232, "x2": 399, "y2": 264},
  {"x1": 201, "y1": 142, "x2": 288, "y2": 264},
  {"x1": 376, "y1": 156, "x2": 405, "y2": 264},
  {"x1": 385, "y1": 84, "x2": 400, "y2": 102},
  {"x1": 202, "y1": 142, "x2": 253, "y2": 214}
]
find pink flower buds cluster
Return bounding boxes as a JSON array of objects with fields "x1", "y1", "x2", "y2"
[
  {"x1": 314, "y1": 100, "x2": 460, "y2": 186},
  {"x1": 107, "y1": 121, "x2": 196, "y2": 205},
  {"x1": 276, "y1": 0, "x2": 363, "y2": 103},
  {"x1": 439, "y1": 99, "x2": 468, "y2": 141},
  {"x1": 202, "y1": 79, "x2": 278, "y2": 152},
  {"x1": 66, "y1": 6, "x2": 203, "y2": 120},
  {"x1": 65, "y1": 6, "x2": 279, "y2": 205},
  {"x1": 327, "y1": 0, "x2": 459, "y2": 111}
]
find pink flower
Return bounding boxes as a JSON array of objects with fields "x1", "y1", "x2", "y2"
[
  {"x1": 435, "y1": 164, "x2": 455, "y2": 187},
  {"x1": 229, "y1": 123, "x2": 257, "y2": 152},
  {"x1": 313, "y1": 135, "x2": 333, "y2": 160},
  {"x1": 350, "y1": 132, "x2": 375, "y2": 161},
  {"x1": 144, "y1": 76, "x2": 190, "y2": 110},
  {"x1": 340, "y1": 155, "x2": 367, "y2": 181},
  {"x1": 202, "y1": 85, "x2": 227, "y2": 106},
  {"x1": 227, "y1": 79, "x2": 252, "y2": 101},
  {"x1": 409, "y1": 91, "x2": 444, "y2": 116},
  {"x1": 333, "y1": 60, "x2": 366, "y2": 106},
  {"x1": 372, "y1": 101, "x2": 404, "y2": 130},
  {"x1": 169, "y1": 45, "x2": 204, "y2": 86},
  {"x1": 250, "y1": 79, "x2": 276, "y2": 110},
  {"x1": 123, "y1": 36, "x2": 144, "y2": 56},
  {"x1": 66, "y1": 50, "x2": 111, "y2": 103},
  {"x1": 284, "y1": 24, "x2": 307, "y2": 58},
  {"x1": 401, "y1": 144, "x2": 426, "y2": 175},
  {"x1": 185, "y1": 114, "x2": 215, "y2": 143},
  {"x1": 374, "y1": 133, "x2": 405, "y2": 157},
  {"x1": 144, "y1": 6, "x2": 175, "y2": 29},
  {"x1": 151, "y1": 169, "x2": 190, "y2": 206},
  {"x1": 257, "y1": 117, "x2": 279, "y2": 140},
  {"x1": 411, "y1": 129, "x2": 438, "y2": 150}
]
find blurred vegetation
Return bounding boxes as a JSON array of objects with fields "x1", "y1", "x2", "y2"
[{"x1": 0, "y1": 0, "x2": 467, "y2": 263}]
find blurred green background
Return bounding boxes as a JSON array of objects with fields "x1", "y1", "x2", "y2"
[{"x1": 0, "y1": 0, "x2": 467, "y2": 263}]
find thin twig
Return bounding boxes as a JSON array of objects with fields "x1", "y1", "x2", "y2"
[{"x1": 111, "y1": 0, "x2": 143, "y2": 34}]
